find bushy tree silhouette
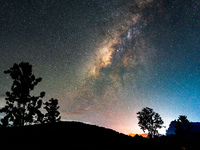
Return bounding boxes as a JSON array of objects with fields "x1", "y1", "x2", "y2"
[
  {"x1": 44, "y1": 98, "x2": 61, "y2": 123},
  {"x1": 174, "y1": 115, "x2": 192, "y2": 137},
  {"x1": 0, "y1": 62, "x2": 45, "y2": 126},
  {"x1": 137, "y1": 107, "x2": 164, "y2": 138}
]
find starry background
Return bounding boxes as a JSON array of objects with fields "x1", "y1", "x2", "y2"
[{"x1": 0, "y1": 0, "x2": 200, "y2": 134}]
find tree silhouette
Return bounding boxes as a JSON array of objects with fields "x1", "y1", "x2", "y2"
[
  {"x1": 0, "y1": 62, "x2": 45, "y2": 126},
  {"x1": 44, "y1": 98, "x2": 61, "y2": 123},
  {"x1": 174, "y1": 115, "x2": 192, "y2": 137},
  {"x1": 137, "y1": 107, "x2": 164, "y2": 138}
]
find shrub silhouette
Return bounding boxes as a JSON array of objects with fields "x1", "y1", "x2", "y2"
[{"x1": 44, "y1": 98, "x2": 61, "y2": 123}]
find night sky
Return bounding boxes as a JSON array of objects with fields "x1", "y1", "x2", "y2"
[{"x1": 1, "y1": 0, "x2": 200, "y2": 134}]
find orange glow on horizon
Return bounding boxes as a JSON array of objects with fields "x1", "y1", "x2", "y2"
[{"x1": 128, "y1": 133, "x2": 148, "y2": 138}]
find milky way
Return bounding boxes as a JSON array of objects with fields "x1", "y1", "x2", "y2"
[
  {"x1": 1, "y1": 0, "x2": 200, "y2": 134},
  {"x1": 62, "y1": 0, "x2": 160, "y2": 133}
]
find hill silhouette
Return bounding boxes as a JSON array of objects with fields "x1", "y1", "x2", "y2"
[
  {"x1": 0, "y1": 121, "x2": 199, "y2": 150},
  {"x1": 0, "y1": 121, "x2": 141, "y2": 150}
]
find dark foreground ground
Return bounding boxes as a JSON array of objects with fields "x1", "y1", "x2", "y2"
[{"x1": 0, "y1": 121, "x2": 199, "y2": 150}]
